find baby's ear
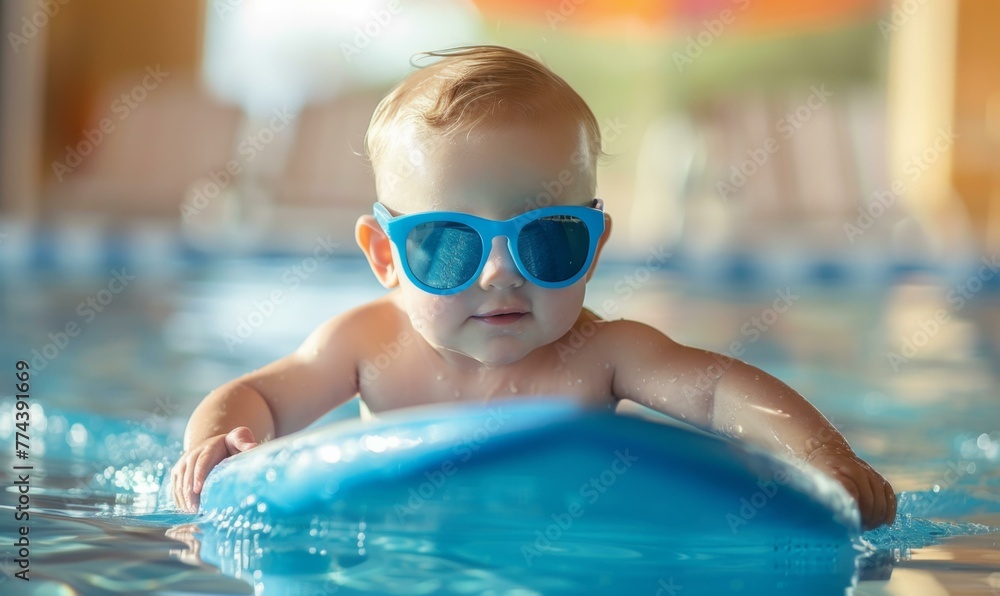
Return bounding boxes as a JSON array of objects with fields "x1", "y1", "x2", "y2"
[
  {"x1": 355, "y1": 215, "x2": 399, "y2": 288},
  {"x1": 586, "y1": 212, "x2": 613, "y2": 282}
]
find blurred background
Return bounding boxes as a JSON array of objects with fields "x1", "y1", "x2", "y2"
[
  {"x1": 3, "y1": 3, "x2": 1000, "y2": 593},
  {"x1": 2, "y1": 0, "x2": 997, "y2": 265}
]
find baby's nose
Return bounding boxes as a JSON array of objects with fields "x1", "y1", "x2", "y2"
[{"x1": 478, "y1": 236, "x2": 525, "y2": 290}]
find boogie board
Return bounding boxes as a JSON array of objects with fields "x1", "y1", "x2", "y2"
[{"x1": 197, "y1": 398, "x2": 863, "y2": 594}]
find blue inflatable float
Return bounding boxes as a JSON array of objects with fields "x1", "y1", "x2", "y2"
[{"x1": 197, "y1": 398, "x2": 864, "y2": 594}]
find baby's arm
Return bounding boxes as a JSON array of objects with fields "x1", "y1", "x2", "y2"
[
  {"x1": 607, "y1": 320, "x2": 896, "y2": 529},
  {"x1": 171, "y1": 306, "x2": 372, "y2": 511}
]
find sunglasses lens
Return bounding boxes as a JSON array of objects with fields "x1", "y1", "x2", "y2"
[
  {"x1": 406, "y1": 221, "x2": 483, "y2": 290},
  {"x1": 517, "y1": 216, "x2": 591, "y2": 283}
]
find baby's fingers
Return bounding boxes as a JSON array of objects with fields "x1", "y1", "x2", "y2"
[
  {"x1": 884, "y1": 481, "x2": 898, "y2": 525},
  {"x1": 849, "y1": 471, "x2": 876, "y2": 529},
  {"x1": 172, "y1": 451, "x2": 202, "y2": 512},
  {"x1": 171, "y1": 458, "x2": 188, "y2": 511},
  {"x1": 192, "y1": 443, "x2": 227, "y2": 504},
  {"x1": 225, "y1": 427, "x2": 259, "y2": 455},
  {"x1": 866, "y1": 473, "x2": 897, "y2": 528},
  {"x1": 864, "y1": 473, "x2": 887, "y2": 530},
  {"x1": 182, "y1": 450, "x2": 202, "y2": 512}
]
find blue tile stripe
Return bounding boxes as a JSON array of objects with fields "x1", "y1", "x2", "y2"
[{"x1": 0, "y1": 223, "x2": 996, "y2": 289}]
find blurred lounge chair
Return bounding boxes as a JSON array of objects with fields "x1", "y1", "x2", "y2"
[
  {"x1": 249, "y1": 89, "x2": 386, "y2": 251},
  {"x1": 44, "y1": 73, "x2": 243, "y2": 225},
  {"x1": 633, "y1": 89, "x2": 935, "y2": 269}
]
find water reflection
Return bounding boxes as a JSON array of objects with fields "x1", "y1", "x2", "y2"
[{"x1": 1, "y1": 264, "x2": 1000, "y2": 592}]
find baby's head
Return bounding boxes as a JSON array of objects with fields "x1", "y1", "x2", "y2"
[
  {"x1": 364, "y1": 45, "x2": 602, "y2": 210},
  {"x1": 356, "y1": 45, "x2": 612, "y2": 367}
]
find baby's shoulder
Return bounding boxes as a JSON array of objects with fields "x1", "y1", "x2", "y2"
[
  {"x1": 576, "y1": 312, "x2": 667, "y2": 341},
  {"x1": 302, "y1": 295, "x2": 409, "y2": 352},
  {"x1": 566, "y1": 315, "x2": 680, "y2": 359}
]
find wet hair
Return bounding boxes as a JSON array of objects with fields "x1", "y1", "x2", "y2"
[{"x1": 364, "y1": 45, "x2": 602, "y2": 186}]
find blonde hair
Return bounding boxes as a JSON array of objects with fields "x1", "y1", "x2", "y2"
[{"x1": 365, "y1": 45, "x2": 602, "y2": 183}]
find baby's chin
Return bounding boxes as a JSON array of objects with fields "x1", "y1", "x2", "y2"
[{"x1": 442, "y1": 337, "x2": 541, "y2": 368}]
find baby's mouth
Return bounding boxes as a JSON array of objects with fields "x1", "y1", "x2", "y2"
[{"x1": 472, "y1": 309, "x2": 528, "y2": 325}]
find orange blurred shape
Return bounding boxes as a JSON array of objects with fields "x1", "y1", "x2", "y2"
[
  {"x1": 472, "y1": 0, "x2": 883, "y2": 33},
  {"x1": 473, "y1": 0, "x2": 670, "y2": 32}
]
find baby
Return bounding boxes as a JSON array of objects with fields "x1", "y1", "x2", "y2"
[{"x1": 172, "y1": 45, "x2": 896, "y2": 529}]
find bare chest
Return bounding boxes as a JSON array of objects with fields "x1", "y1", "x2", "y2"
[{"x1": 358, "y1": 349, "x2": 616, "y2": 416}]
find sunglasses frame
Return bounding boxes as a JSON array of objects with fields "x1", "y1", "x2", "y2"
[{"x1": 373, "y1": 199, "x2": 606, "y2": 295}]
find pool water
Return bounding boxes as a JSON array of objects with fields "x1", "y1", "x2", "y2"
[{"x1": 1, "y1": 255, "x2": 999, "y2": 594}]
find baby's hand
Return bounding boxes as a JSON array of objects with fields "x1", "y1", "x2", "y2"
[
  {"x1": 171, "y1": 427, "x2": 259, "y2": 512},
  {"x1": 805, "y1": 444, "x2": 896, "y2": 529}
]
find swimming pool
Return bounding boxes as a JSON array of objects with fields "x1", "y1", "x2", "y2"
[{"x1": 1, "y1": 242, "x2": 998, "y2": 594}]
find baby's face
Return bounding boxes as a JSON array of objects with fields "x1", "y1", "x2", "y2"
[{"x1": 376, "y1": 118, "x2": 600, "y2": 367}]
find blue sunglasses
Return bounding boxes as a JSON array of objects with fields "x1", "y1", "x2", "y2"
[{"x1": 373, "y1": 199, "x2": 606, "y2": 295}]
